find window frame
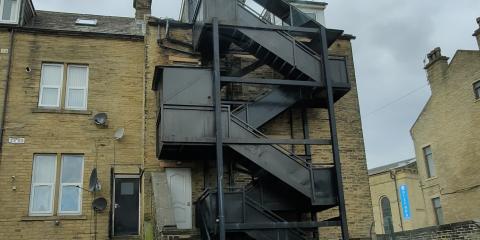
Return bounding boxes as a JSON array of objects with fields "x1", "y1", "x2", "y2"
[
  {"x1": 0, "y1": 0, "x2": 20, "y2": 24},
  {"x1": 380, "y1": 196, "x2": 394, "y2": 234},
  {"x1": 28, "y1": 154, "x2": 58, "y2": 216},
  {"x1": 423, "y1": 145, "x2": 435, "y2": 178},
  {"x1": 0, "y1": 0, "x2": 22, "y2": 24},
  {"x1": 64, "y1": 65, "x2": 89, "y2": 110},
  {"x1": 473, "y1": 80, "x2": 480, "y2": 100},
  {"x1": 38, "y1": 63, "x2": 64, "y2": 108},
  {"x1": 57, "y1": 154, "x2": 84, "y2": 215},
  {"x1": 304, "y1": 12, "x2": 316, "y2": 20},
  {"x1": 432, "y1": 197, "x2": 444, "y2": 225}
]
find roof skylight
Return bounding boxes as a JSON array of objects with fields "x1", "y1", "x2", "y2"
[{"x1": 75, "y1": 18, "x2": 98, "y2": 26}]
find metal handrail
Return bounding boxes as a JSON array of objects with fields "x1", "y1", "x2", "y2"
[
  {"x1": 237, "y1": 0, "x2": 323, "y2": 62},
  {"x1": 191, "y1": 0, "x2": 203, "y2": 24},
  {"x1": 230, "y1": 114, "x2": 311, "y2": 169}
]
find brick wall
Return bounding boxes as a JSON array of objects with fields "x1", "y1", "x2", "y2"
[
  {"x1": 0, "y1": 29, "x2": 12, "y2": 138},
  {"x1": 412, "y1": 48, "x2": 480, "y2": 225},
  {"x1": 376, "y1": 220, "x2": 480, "y2": 240},
  {"x1": 0, "y1": 32, "x2": 144, "y2": 240},
  {"x1": 144, "y1": 23, "x2": 373, "y2": 239}
]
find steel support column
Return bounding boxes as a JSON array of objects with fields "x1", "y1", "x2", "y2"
[
  {"x1": 302, "y1": 108, "x2": 319, "y2": 239},
  {"x1": 212, "y1": 17, "x2": 226, "y2": 240},
  {"x1": 319, "y1": 26, "x2": 349, "y2": 240}
]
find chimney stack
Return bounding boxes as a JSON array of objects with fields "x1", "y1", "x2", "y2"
[
  {"x1": 473, "y1": 17, "x2": 480, "y2": 50},
  {"x1": 134, "y1": 0, "x2": 152, "y2": 20},
  {"x1": 424, "y1": 47, "x2": 449, "y2": 89}
]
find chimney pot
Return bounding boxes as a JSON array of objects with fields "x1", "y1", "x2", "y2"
[
  {"x1": 474, "y1": 17, "x2": 480, "y2": 50},
  {"x1": 427, "y1": 47, "x2": 442, "y2": 63},
  {"x1": 425, "y1": 47, "x2": 449, "y2": 70},
  {"x1": 134, "y1": 0, "x2": 152, "y2": 20}
]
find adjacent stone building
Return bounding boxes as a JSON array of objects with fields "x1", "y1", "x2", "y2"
[
  {"x1": 368, "y1": 158, "x2": 433, "y2": 235},
  {"x1": 0, "y1": 0, "x2": 373, "y2": 239},
  {"x1": 408, "y1": 17, "x2": 480, "y2": 233}
]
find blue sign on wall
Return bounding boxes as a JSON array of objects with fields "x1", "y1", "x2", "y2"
[{"x1": 399, "y1": 184, "x2": 411, "y2": 220}]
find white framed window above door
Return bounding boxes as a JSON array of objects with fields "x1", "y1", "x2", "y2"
[{"x1": 165, "y1": 168, "x2": 192, "y2": 229}]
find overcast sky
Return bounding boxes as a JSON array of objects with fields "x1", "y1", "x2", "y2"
[{"x1": 32, "y1": 0, "x2": 480, "y2": 168}]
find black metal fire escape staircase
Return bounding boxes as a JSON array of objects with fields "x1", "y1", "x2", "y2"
[{"x1": 155, "y1": 0, "x2": 351, "y2": 239}]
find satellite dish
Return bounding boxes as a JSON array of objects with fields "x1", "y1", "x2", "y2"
[
  {"x1": 93, "y1": 113, "x2": 108, "y2": 126},
  {"x1": 92, "y1": 197, "x2": 107, "y2": 212},
  {"x1": 114, "y1": 128, "x2": 125, "y2": 140},
  {"x1": 88, "y1": 168, "x2": 101, "y2": 192}
]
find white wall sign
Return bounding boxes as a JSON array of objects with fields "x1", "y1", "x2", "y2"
[{"x1": 8, "y1": 137, "x2": 25, "y2": 144}]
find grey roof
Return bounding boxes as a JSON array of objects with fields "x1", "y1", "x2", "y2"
[
  {"x1": 23, "y1": 11, "x2": 143, "y2": 37},
  {"x1": 368, "y1": 158, "x2": 416, "y2": 176}
]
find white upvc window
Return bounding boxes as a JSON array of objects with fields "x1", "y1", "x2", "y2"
[
  {"x1": 38, "y1": 64, "x2": 64, "y2": 108},
  {"x1": 29, "y1": 154, "x2": 84, "y2": 216},
  {"x1": 65, "y1": 65, "x2": 89, "y2": 110},
  {"x1": 0, "y1": 0, "x2": 20, "y2": 23},
  {"x1": 58, "y1": 155, "x2": 84, "y2": 215},
  {"x1": 29, "y1": 154, "x2": 57, "y2": 216}
]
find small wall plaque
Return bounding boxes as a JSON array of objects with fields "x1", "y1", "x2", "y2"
[
  {"x1": 0, "y1": 49, "x2": 8, "y2": 54},
  {"x1": 8, "y1": 137, "x2": 25, "y2": 144}
]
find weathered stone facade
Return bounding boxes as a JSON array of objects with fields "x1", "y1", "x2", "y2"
[
  {"x1": 411, "y1": 20, "x2": 480, "y2": 227},
  {"x1": 0, "y1": 1, "x2": 373, "y2": 239},
  {"x1": 0, "y1": 32, "x2": 145, "y2": 239},
  {"x1": 376, "y1": 220, "x2": 480, "y2": 240},
  {"x1": 368, "y1": 159, "x2": 431, "y2": 235}
]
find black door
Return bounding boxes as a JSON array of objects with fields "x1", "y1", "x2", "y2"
[{"x1": 114, "y1": 177, "x2": 139, "y2": 236}]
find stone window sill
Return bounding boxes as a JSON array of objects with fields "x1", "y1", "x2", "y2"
[
  {"x1": 21, "y1": 215, "x2": 87, "y2": 221},
  {"x1": 32, "y1": 108, "x2": 92, "y2": 115}
]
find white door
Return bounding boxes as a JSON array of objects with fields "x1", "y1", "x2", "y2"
[{"x1": 166, "y1": 168, "x2": 192, "y2": 229}]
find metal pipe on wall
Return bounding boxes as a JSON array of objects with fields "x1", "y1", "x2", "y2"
[
  {"x1": 212, "y1": 17, "x2": 226, "y2": 240},
  {"x1": 390, "y1": 170, "x2": 404, "y2": 232},
  {"x1": 0, "y1": 28, "x2": 15, "y2": 158}
]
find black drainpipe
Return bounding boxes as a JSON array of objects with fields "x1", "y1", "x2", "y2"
[
  {"x1": 0, "y1": 28, "x2": 15, "y2": 159},
  {"x1": 390, "y1": 170, "x2": 404, "y2": 232}
]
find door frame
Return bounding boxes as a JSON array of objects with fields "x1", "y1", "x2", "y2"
[
  {"x1": 112, "y1": 174, "x2": 141, "y2": 236},
  {"x1": 165, "y1": 167, "x2": 193, "y2": 229}
]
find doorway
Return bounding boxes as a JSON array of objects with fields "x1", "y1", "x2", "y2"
[
  {"x1": 113, "y1": 175, "x2": 140, "y2": 236},
  {"x1": 166, "y1": 168, "x2": 192, "y2": 229}
]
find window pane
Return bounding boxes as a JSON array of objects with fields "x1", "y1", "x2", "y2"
[
  {"x1": 67, "y1": 66, "x2": 88, "y2": 88},
  {"x1": 61, "y1": 155, "x2": 83, "y2": 183},
  {"x1": 121, "y1": 182, "x2": 134, "y2": 195},
  {"x1": 427, "y1": 157, "x2": 436, "y2": 177},
  {"x1": 32, "y1": 155, "x2": 56, "y2": 183},
  {"x1": 2, "y1": 0, "x2": 17, "y2": 21},
  {"x1": 41, "y1": 65, "x2": 63, "y2": 86},
  {"x1": 423, "y1": 146, "x2": 432, "y2": 155},
  {"x1": 31, "y1": 185, "x2": 53, "y2": 212},
  {"x1": 305, "y1": 12, "x2": 316, "y2": 20},
  {"x1": 60, "y1": 185, "x2": 80, "y2": 212},
  {"x1": 66, "y1": 66, "x2": 88, "y2": 109},
  {"x1": 40, "y1": 88, "x2": 59, "y2": 106},
  {"x1": 67, "y1": 89, "x2": 85, "y2": 108}
]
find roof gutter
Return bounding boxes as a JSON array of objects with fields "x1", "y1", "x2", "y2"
[{"x1": 0, "y1": 28, "x2": 15, "y2": 161}]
